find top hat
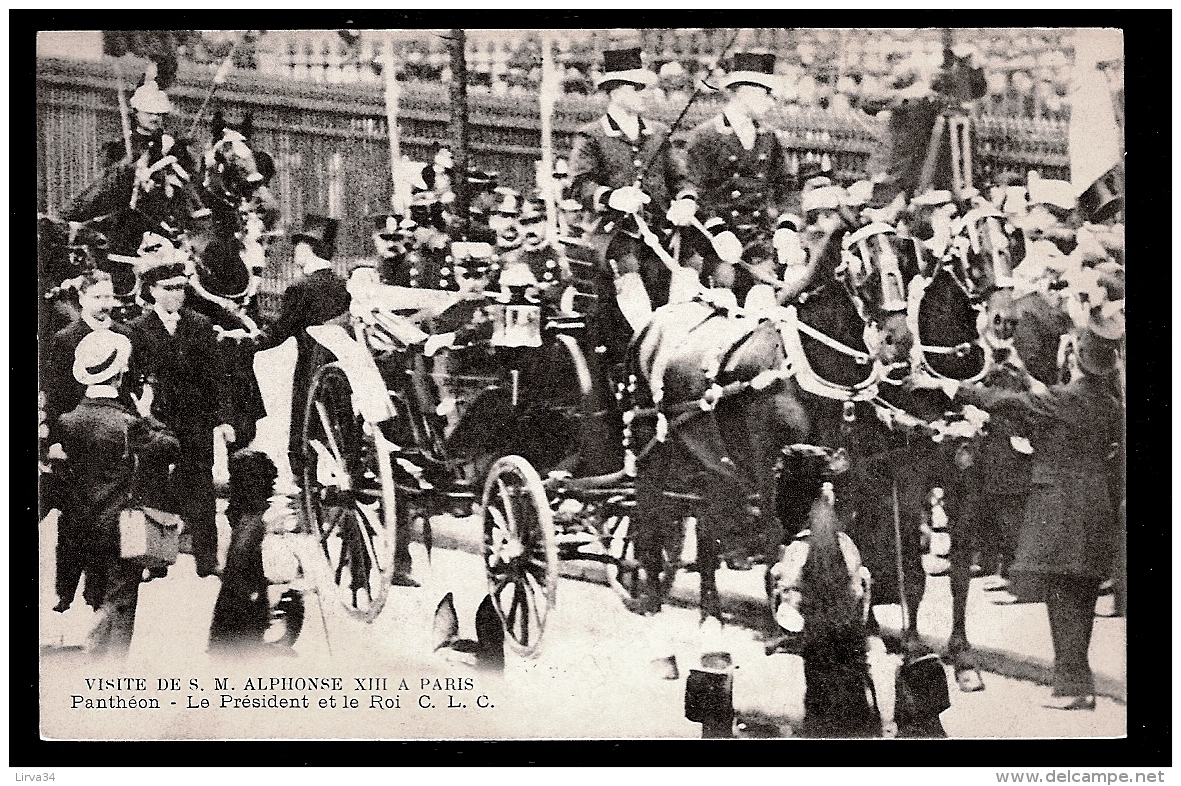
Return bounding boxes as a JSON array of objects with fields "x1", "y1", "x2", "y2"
[
  {"x1": 292, "y1": 214, "x2": 339, "y2": 259},
  {"x1": 73, "y1": 329, "x2": 133, "y2": 386},
  {"x1": 594, "y1": 48, "x2": 658, "y2": 90},
  {"x1": 129, "y1": 80, "x2": 172, "y2": 114},
  {"x1": 722, "y1": 52, "x2": 779, "y2": 91},
  {"x1": 1076, "y1": 324, "x2": 1122, "y2": 376}
]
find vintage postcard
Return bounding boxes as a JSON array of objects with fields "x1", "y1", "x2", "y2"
[{"x1": 35, "y1": 25, "x2": 1127, "y2": 743}]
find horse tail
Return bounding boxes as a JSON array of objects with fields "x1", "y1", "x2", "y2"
[{"x1": 800, "y1": 497, "x2": 861, "y2": 643}]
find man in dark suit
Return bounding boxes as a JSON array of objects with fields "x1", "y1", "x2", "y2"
[
  {"x1": 910, "y1": 316, "x2": 1124, "y2": 711},
  {"x1": 55, "y1": 330, "x2": 179, "y2": 655},
  {"x1": 128, "y1": 254, "x2": 235, "y2": 578},
  {"x1": 44, "y1": 271, "x2": 133, "y2": 433},
  {"x1": 683, "y1": 53, "x2": 798, "y2": 303},
  {"x1": 568, "y1": 48, "x2": 695, "y2": 348},
  {"x1": 253, "y1": 215, "x2": 349, "y2": 500},
  {"x1": 42, "y1": 270, "x2": 133, "y2": 522}
]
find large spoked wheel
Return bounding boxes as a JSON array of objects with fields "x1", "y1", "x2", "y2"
[
  {"x1": 481, "y1": 455, "x2": 558, "y2": 657},
  {"x1": 303, "y1": 363, "x2": 397, "y2": 622}
]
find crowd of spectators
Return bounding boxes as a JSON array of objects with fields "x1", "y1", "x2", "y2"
[{"x1": 182, "y1": 28, "x2": 1098, "y2": 121}]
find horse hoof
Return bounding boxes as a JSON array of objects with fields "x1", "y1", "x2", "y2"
[
  {"x1": 701, "y1": 651, "x2": 732, "y2": 670},
  {"x1": 649, "y1": 655, "x2": 679, "y2": 680},
  {"x1": 955, "y1": 667, "x2": 985, "y2": 693},
  {"x1": 621, "y1": 596, "x2": 648, "y2": 616}
]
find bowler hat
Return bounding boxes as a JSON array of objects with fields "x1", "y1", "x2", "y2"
[
  {"x1": 594, "y1": 48, "x2": 658, "y2": 90},
  {"x1": 73, "y1": 329, "x2": 133, "y2": 386},
  {"x1": 292, "y1": 214, "x2": 339, "y2": 259},
  {"x1": 722, "y1": 52, "x2": 779, "y2": 92}
]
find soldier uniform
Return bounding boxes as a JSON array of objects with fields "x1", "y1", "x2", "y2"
[{"x1": 63, "y1": 80, "x2": 204, "y2": 257}]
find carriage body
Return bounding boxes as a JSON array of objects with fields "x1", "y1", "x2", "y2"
[{"x1": 298, "y1": 263, "x2": 624, "y2": 653}]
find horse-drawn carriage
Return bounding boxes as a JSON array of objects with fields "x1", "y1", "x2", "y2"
[{"x1": 292, "y1": 214, "x2": 830, "y2": 654}]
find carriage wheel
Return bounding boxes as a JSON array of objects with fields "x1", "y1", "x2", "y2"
[
  {"x1": 303, "y1": 363, "x2": 396, "y2": 622},
  {"x1": 481, "y1": 455, "x2": 558, "y2": 657}
]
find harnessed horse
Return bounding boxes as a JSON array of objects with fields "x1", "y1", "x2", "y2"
[
  {"x1": 869, "y1": 202, "x2": 1017, "y2": 690},
  {"x1": 766, "y1": 222, "x2": 924, "y2": 647},
  {"x1": 623, "y1": 293, "x2": 805, "y2": 622},
  {"x1": 172, "y1": 115, "x2": 279, "y2": 447}
]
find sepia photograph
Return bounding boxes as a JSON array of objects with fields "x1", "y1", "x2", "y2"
[{"x1": 32, "y1": 22, "x2": 1132, "y2": 747}]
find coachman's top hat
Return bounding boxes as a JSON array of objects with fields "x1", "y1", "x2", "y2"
[
  {"x1": 594, "y1": 48, "x2": 658, "y2": 90},
  {"x1": 722, "y1": 53, "x2": 778, "y2": 91},
  {"x1": 292, "y1": 214, "x2": 339, "y2": 259}
]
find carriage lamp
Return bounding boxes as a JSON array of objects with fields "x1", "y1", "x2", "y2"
[{"x1": 842, "y1": 400, "x2": 857, "y2": 423}]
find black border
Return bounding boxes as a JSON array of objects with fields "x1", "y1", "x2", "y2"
[{"x1": 14, "y1": 7, "x2": 1171, "y2": 769}]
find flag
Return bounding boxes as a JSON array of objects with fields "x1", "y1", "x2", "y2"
[{"x1": 1069, "y1": 30, "x2": 1123, "y2": 199}]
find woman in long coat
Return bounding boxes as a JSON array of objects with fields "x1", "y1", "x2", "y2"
[{"x1": 912, "y1": 323, "x2": 1123, "y2": 709}]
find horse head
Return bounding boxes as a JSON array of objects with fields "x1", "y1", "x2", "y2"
[
  {"x1": 203, "y1": 111, "x2": 266, "y2": 208},
  {"x1": 838, "y1": 222, "x2": 914, "y2": 370},
  {"x1": 948, "y1": 204, "x2": 1018, "y2": 299}
]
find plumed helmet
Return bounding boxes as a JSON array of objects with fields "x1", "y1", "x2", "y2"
[{"x1": 129, "y1": 80, "x2": 173, "y2": 114}]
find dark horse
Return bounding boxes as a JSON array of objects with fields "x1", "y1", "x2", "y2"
[
  {"x1": 179, "y1": 111, "x2": 280, "y2": 447},
  {"x1": 770, "y1": 221, "x2": 919, "y2": 649},
  {"x1": 51, "y1": 109, "x2": 278, "y2": 448},
  {"x1": 872, "y1": 203, "x2": 1015, "y2": 691},
  {"x1": 624, "y1": 294, "x2": 807, "y2": 622}
]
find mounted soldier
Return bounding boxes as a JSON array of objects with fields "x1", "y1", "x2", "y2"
[{"x1": 62, "y1": 70, "x2": 206, "y2": 260}]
